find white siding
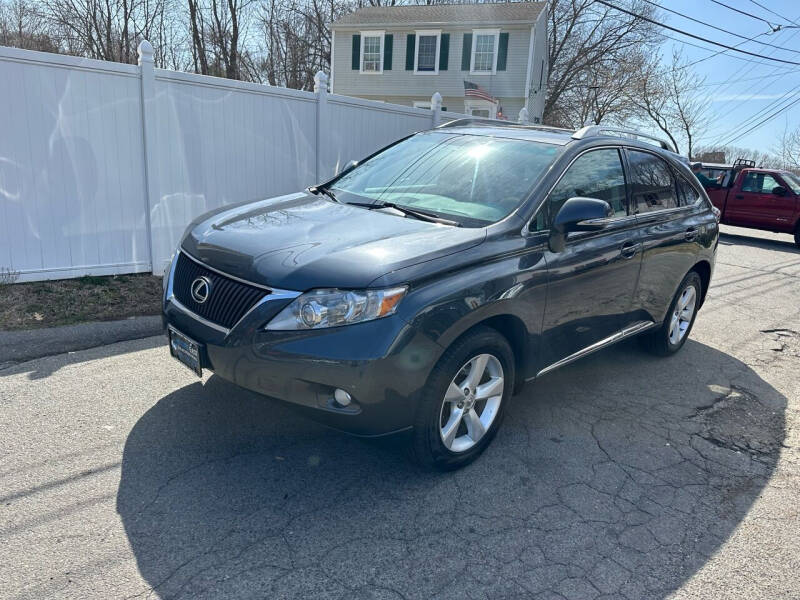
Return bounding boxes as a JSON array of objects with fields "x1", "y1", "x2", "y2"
[{"x1": 332, "y1": 25, "x2": 534, "y2": 103}]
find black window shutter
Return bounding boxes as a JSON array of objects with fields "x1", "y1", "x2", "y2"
[
  {"x1": 384, "y1": 34, "x2": 393, "y2": 70},
  {"x1": 461, "y1": 33, "x2": 472, "y2": 71},
  {"x1": 497, "y1": 32, "x2": 509, "y2": 71},
  {"x1": 352, "y1": 35, "x2": 360, "y2": 70},
  {"x1": 439, "y1": 33, "x2": 450, "y2": 71},
  {"x1": 405, "y1": 34, "x2": 415, "y2": 70}
]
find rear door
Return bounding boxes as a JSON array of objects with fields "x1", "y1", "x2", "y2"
[
  {"x1": 726, "y1": 170, "x2": 796, "y2": 230},
  {"x1": 538, "y1": 147, "x2": 643, "y2": 368},
  {"x1": 624, "y1": 149, "x2": 703, "y2": 326}
]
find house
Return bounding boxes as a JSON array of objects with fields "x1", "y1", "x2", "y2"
[{"x1": 330, "y1": 2, "x2": 548, "y2": 122}]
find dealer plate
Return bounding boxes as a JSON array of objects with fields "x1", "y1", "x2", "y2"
[{"x1": 168, "y1": 326, "x2": 202, "y2": 377}]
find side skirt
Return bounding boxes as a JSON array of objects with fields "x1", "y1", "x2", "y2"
[{"x1": 528, "y1": 320, "x2": 655, "y2": 381}]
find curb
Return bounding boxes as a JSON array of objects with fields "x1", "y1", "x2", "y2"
[{"x1": 0, "y1": 316, "x2": 165, "y2": 365}]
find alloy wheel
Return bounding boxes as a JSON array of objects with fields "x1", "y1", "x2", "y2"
[
  {"x1": 668, "y1": 285, "x2": 697, "y2": 345},
  {"x1": 439, "y1": 354, "x2": 504, "y2": 453}
]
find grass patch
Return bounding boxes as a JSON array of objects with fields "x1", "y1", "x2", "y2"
[{"x1": 0, "y1": 274, "x2": 163, "y2": 331}]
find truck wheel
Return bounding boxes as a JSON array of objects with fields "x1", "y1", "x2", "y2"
[
  {"x1": 794, "y1": 224, "x2": 800, "y2": 248},
  {"x1": 640, "y1": 271, "x2": 702, "y2": 357},
  {"x1": 409, "y1": 327, "x2": 514, "y2": 471}
]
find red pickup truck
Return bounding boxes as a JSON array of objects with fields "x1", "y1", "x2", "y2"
[{"x1": 699, "y1": 160, "x2": 800, "y2": 247}]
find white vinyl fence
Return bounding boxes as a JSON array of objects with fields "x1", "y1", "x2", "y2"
[{"x1": 0, "y1": 41, "x2": 474, "y2": 282}]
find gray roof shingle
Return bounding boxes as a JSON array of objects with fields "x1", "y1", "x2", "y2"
[{"x1": 333, "y1": 2, "x2": 546, "y2": 27}]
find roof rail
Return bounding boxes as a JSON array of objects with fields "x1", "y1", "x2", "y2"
[
  {"x1": 437, "y1": 117, "x2": 574, "y2": 135},
  {"x1": 572, "y1": 125, "x2": 676, "y2": 153}
]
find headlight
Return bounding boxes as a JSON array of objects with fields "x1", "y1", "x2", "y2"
[{"x1": 265, "y1": 286, "x2": 407, "y2": 330}]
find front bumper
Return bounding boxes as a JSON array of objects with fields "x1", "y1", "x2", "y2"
[{"x1": 162, "y1": 257, "x2": 442, "y2": 436}]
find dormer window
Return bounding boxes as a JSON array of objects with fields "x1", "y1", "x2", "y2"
[
  {"x1": 471, "y1": 29, "x2": 500, "y2": 74},
  {"x1": 360, "y1": 31, "x2": 384, "y2": 73},
  {"x1": 415, "y1": 30, "x2": 441, "y2": 74}
]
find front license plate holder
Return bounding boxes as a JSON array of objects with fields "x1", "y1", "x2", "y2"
[{"x1": 168, "y1": 326, "x2": 203, "y2": 377}]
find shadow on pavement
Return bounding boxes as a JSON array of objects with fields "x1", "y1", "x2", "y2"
[
  {"x1": 117, "y1": 338, "x2": 786, "y2": 599},
  {"x1": 0, "y1": 335, "x2": 165, "y2": 380},
  {"x1": 718, "y1": 231, "x2": 799, "y2": 254}
]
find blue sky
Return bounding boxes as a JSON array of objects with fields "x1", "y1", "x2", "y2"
[{"x1": 653, "y1": 0, "x2": 800, "y2": 154}]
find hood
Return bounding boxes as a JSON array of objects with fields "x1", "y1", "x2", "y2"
[{"x1": 181, "y1": 192, "x2": 487, "y2": 290}]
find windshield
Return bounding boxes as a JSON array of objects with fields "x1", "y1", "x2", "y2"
[
  {"x1": 330, "y1": 132, "x2": 561, "y2": 226},
  {"x1": 782, "y1": 172, "x2": 800, "y2": 194}
]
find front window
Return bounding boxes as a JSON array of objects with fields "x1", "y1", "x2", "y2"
[
  {"x1": 741, "y1": 172, "x2": 781, "y2": 194},
  {"x1": 330, "y1": 132, "x2": 561, "y2": 227},
  {"x1": 472, "y1": 30, "x2": 498, "y2": 73},
  {"x1": 782, "y1": 172, "x2": 800, "y2": 194},
  {"x1": 361, "y1": 32, "x2": 383, "y2": 73},
  {"x1": 416, "y1": 32, "x2": 439, "y2": 72},
  {"x1": 534, "y1": 149, "x2": 627, "y2": 231}
]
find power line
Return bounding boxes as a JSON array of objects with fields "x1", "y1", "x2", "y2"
[
  {"x1": 699, "y1": 26, "x2": 800, "y2": 131},
  {"x1": 640, "y1": 0, "x2": 800, "y2": 55},
  {"x1": 708, "y1": 0, "x2": 778, "y2": 29},
  {"x1": 745, "y1": 0, "x2": 800, "y2": 27},
  {"x1": 717, "y1": 94, "x2": 800, "y2": 146},
  {"x1": 713, "y1": 83, "x2": 800, "y2": 143},
  {"x1": 698, "y1": 71, "x2": 796, "y2": 87},
  {"x1": 594, "y1": 0, "x2": 800, "y2": 65}
]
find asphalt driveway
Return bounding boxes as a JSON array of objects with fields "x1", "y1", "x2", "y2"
[{"x1": 1, "y1": 226, "x2": 798, "y2": 599}]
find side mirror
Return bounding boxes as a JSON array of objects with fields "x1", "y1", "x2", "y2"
[
  {"x1": 549, "y1": 197, "x2": 613, "y2": 253},
  {"x1": 772, "y1": 185, "x2": 787, "y2": 197},
  {"x1": 338, "y1": 159, "x2": 359, "y2": 175}
]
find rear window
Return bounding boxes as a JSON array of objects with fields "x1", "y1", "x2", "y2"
[
  {"x1": 627, "y1": 150, "x2": 679, "y2": 213},
  {"x1": 331, "y1": 132, "x2": 561, "y2": 226}
]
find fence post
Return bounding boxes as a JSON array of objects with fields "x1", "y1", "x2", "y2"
[
  {"x1": 431, "y1": 92, "x2": 442, "y2": 128},
  {"x1": 314, "y1": 71, "x2": 329, "y2": 183},
  {"x1": 518, "y1": 107, "x2": 529, "y2": 125},
  {"x1": 137, "y1": 40, "x2": 159, "y2": 274}
]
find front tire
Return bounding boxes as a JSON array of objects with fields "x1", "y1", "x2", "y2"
[
  {"x1": 640, "y1": 271, "x2": 702, "y2": 356},
  {"x1": 409, "y1": 327, "x2": 514, "y2": 471}
]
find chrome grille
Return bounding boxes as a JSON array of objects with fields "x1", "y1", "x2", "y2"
[{"x1": 172, "y1": 252, "x2": 268, "y2": 329}]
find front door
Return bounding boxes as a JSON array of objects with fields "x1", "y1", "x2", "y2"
[
  {"x1": 727, "y1": 170, "x2": 797, "y2": 231},
  {"x1": 536, "y1": 148, "x2": 643, "y2": 369}
]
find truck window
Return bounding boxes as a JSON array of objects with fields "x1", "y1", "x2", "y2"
[
  {"x1": 741, "y1": 172, "x2": 781, "y2": 194},
  {"x1": 627, "y1": 150, "x2": 679, "y2": 213}
]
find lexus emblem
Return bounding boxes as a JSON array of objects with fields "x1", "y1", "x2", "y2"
[{"x1": 190, "y1": 276, "x2": 212, "y2": 304}]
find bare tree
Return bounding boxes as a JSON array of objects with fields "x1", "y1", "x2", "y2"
[
  {"x1": 0, "y1": 0, "x2": 59, "y2": 51},
  {"x1": 544, "y1": 0, "x2": 661, "y2": 128},
  {"x1": 773, "y1": 124, "x2": 800, "y2": 171},
  {"x1": 628, "y1": 50, "x2": 709, "y2": 157}
]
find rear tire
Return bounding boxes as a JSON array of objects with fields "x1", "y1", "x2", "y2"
[
  {"x1": 794, "y1": 223, "x2": 800, "y2": 247},
  {"x1": 640, "y1": 271, "x2": 702, "y2": 357},
  {"x1": 409, "y1": 327, "x2": 514, "y2": 471}
]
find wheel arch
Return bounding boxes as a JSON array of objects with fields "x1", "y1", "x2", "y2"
[
  {"x1": 438, "y1": 313, "x2": 531, "y2": 395},
  {"x1": 690, "y1": 260, "x2": 712, "y2": 307}
]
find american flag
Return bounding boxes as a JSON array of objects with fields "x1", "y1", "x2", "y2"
[{"x1": 463, "y1": 80, "x2": 497, "y2": 103}]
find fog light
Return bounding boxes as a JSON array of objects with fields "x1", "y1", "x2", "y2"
[{"x1": 333, "y1": 388, "x2": 352, "y2": 407}]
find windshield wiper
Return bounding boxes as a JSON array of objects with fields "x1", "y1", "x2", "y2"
[
  {"x1": 310, "y1": 186, "x2": 339, "y2": 203},
  {"x1": 345, "y1": 201, "x2": 461, "y2": 227}
]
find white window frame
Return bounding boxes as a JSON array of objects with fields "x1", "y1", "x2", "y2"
[
  {"x1": 414, "y1": 29, "x2": 441, "y2": 75},
  {"x1": 464, "y1": 99, "x2": 497, "y2": 119},
  {"x1": 360, "y1": 30, "x2": 384, "y2": 75},
  {"x1": 470, "y1": 28, "x2": 500, "y2": 75}
]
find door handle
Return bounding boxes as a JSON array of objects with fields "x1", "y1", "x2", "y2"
[
  {"x1": 685, "y1": 227, "x2": 698, "y2": 241},
  {"x1": 735, "y1": 194, "x2": 744, "y2": 199},
  {"x1": 620, "y1": 241, "x2": 640, "y2": 258}
]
